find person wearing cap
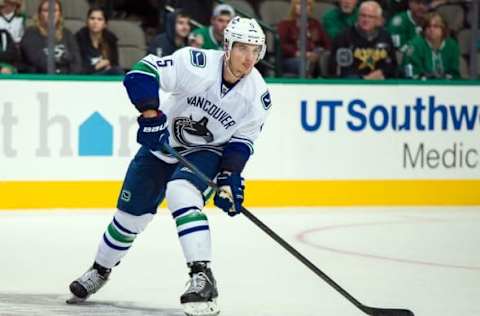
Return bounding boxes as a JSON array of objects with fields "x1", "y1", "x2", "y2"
[
  {"x1": 189, "y1": 3, "x2": 235, "y2": 50},
  {"x1": 387, "y1": 0, "x2": 430, "y2": 51},
  {"x1": 0, "y1": 0, "x2": 26, "y2": 44}
]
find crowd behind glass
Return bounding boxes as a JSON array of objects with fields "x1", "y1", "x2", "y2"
[{"x1": 0, "y1": 0, "x2": 476, "y2": 79}]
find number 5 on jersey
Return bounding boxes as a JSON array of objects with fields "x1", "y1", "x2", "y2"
[{"x1": 157, "y1": 59, "x2": 173, "y2": 67}]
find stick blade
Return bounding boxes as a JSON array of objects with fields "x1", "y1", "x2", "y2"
[{"x1": 365, "y1": 307, "x2": 414, "y2": 316}]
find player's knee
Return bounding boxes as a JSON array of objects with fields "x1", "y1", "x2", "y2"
[
  {"x1": 166, "y1": 179, "x2": 204, "y2": 212},
  {"x1": 113, "y1": 209, "x2": 154, "y2": 234}
]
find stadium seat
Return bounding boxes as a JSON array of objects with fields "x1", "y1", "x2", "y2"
[
  {"x1": 118, "y1": 47, "x2": 147, "y2": 71},
  {"x1": 64, "y1": 19, "x2": 84, "y2": 35},
  {"x1": 224, "y1": 0, "x2": 257, "y2": 18},
  {"x1": 436, "y1": 4, "x2": 464, "y2": 34},
  {"x1": 108, "y1": 20, "x2": 146, "y2": 70},
  {"x1": 459, "y1": 55, "x2": 468, "y2": 78},
  {"x1": 62, "y1": 0, "x2": 90, "y2": 20},
  {"x1": 108, "y1": 20, "x2": 145, "y2": 48},
  {"x1": 259, "y1": 0, "x2": 290, "y2": 27},
  {"x1": 467, "y1": 53, "x2": 480, "y2": 79},
  {"x1": 457, "y1": 28, "x2": 476, "y2": 56}
]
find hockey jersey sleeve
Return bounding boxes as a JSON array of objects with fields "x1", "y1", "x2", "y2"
[
  {"x1": 220, "y1": 89, "x2": 272, "y2": 172},
  {"x1": 123, "y1": 48, "x2": 191, "y2": 112}
]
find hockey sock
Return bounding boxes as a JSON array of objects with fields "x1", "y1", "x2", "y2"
[
  {"x1": 95, "y1": 210, "x2": 153, "y2": 268},
  {"x1": 166, "y1": 179, "x2": 212, "y2": 263}
]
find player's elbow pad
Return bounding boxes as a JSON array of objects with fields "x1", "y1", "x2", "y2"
[
  {"x1": 123, "y1": 72, "x2": 160, "y2": 112},
  {"x1": 220, "y1": 142, "x2": 251, "y2": 173}
]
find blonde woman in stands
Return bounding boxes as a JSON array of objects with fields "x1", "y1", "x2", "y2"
[
  {"x1": 20, "y1": 0, "x2": 81, "y2": 74},
  {"x1": 0, "y1": 0, "x2": 25, "y2": 44},
  {"x1": 75, "y1": 6, "x2": 123, "y2": 75}
]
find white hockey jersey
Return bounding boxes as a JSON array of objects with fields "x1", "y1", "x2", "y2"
[
  {"x1": 0, "y1": 13, "x2": 25, "y2": 43},
  {"x1": 132, "y1": 47, "x2": 272, "y2": 162}
]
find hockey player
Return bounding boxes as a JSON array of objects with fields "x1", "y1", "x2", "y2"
[{"x1": 67, "y1": 16, "x2": 271, "y2": 316}]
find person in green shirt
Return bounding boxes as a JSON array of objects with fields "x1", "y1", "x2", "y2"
[
  {"x1": 387, "y1": 0, "x2": 430, "y2": 51},
  {"x1": 322, "y1": 0, "x2": 359, "y2": 41},
  {"x1": 402, "y1": 12, "x2": 460, "y2": 79},
  {"x1": 189, "y1": 3, "x2": 235, "y2": 50}
]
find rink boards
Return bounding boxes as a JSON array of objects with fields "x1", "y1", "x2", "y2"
[{"x1": 0, "y1": 77, "x2": 479, "y2": 208}]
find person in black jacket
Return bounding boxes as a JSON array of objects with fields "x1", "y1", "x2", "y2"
[
  {"x1": 20, "y1": 0, "x2": 81, "y2": 74},
  {"x1": 147, "y1": 9, "x2": 190, "y2": 57},
  {"x1": 76, "y1": 7, "x2": 123, "y2": 75},
  {"x1": 329, "y1": 0, "x2": 398, "y2": 79},
  {"x1": 0, "y1": 28, "x2": 19, "y2": 73}
]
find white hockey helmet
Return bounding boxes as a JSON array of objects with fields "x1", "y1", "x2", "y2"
[{"x1": 224, "y1": 16, "x2": 266, "y2": 62}]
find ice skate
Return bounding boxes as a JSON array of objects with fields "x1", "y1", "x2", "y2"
[
  {"x1": 181, "y1": 262, "x2": 219, "y2": 316},
  {"x1": 66, "y1": 263, "x2": 111, "y2": 304}
]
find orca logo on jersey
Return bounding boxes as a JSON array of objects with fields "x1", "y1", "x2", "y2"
[{"x1": 173, "y1": 116, "x2": 214, "y2": 146}]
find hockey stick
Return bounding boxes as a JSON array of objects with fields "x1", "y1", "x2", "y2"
[{"x1": 163, "y1": 144, "x2": 414, "y2": 316}]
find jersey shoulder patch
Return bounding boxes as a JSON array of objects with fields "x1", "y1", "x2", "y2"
[
  {"x1": 189, "y1": 49, "x2": 207, "y2": 68},
  {"x1": 261, "y1": 91, "x2": 272, "y2": 110}
]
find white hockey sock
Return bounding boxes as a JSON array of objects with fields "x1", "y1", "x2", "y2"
[
  {"x1": 166, "y1": 179, "x2": 212, "y2": 263},
  {"x1": 95, "y1": 210, "x2": 153, "y2": 268}
]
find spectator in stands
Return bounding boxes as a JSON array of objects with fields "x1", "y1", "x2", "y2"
[
  {"x1": 322, "y1": 0, "x2": 358, "y2": 41},
  {"x1": 20, "y1": 0, "x2": 81, "y2": 74},
  {"x1": 278, "y1": 0, "x2": 331, "y2": 77},
  {"x1": 329, "y1": 1, "x2": 397, "y2": 79},
  {"x1": 189, "y1": 3, "x2": 234, "y2": 50},
  {"x1": 147, "y1": 9, "x2": 190, "y2": 57},
  {"x1": 388, "y1": 0, "x2": 430, "y2": 51},
  {"x1": 76, "y1": 7, "x2": 123, "y2": 75},
  {"x1": 0, "y1": 28, "x2": 18, "y2": 73},
  {"x1": 0, "y1": 0, "x2": 25, "y2": 44},
  {"x1": 402, "y1": 12, "x2": 460, "y2": 79}
]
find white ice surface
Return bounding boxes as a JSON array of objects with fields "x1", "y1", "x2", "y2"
[{"x1": 1, "y1": 207, "x2": 479, "y2": 316}]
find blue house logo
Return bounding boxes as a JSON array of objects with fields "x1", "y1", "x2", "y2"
[{"x1": 78, "y1": 112, "x2": 113, "y2": 156}]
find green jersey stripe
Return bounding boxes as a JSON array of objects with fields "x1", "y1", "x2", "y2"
[
  {"x1": 127, "y1": 70, "x2": 157, "y2": 78},
  {"x1": 131, "y1": 61, "x2": 159, "y2": 80}
]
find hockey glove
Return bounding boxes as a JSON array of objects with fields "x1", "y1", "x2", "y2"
[
  {"x1": 214, "y1": 171, "x2": 245, "y2": 217},
  {"x1": 137, "y1": 111, "x2": 170, "y2": 151}
]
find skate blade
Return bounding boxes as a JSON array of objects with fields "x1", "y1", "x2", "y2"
[
  {"x1": 182, "y1": 299, "x2": 220, "y2": 316},
  {"x1": 66, "y1": 295, "x2": 87, "y2": 304}
]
